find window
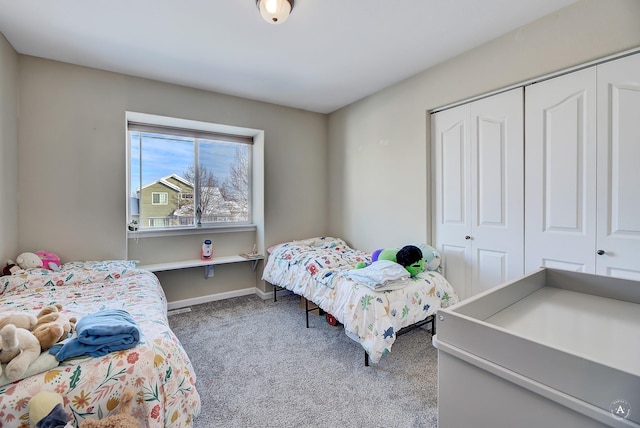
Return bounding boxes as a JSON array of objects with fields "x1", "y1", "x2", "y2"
[
  {"x1": 152, "y1": 192, "x2": 169, "y2": 205},
  {"x1": 128, "y1": 115, "x2": 254, "y2": 232}
]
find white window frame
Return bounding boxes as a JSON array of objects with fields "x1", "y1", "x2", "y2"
[{"x1": 126, "y1": 112, "x2": 264, "y2": 238}]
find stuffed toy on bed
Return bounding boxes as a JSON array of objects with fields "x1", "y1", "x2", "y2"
[
  {"x1": 0, "y1": 323, "x2": 41, "y2": 381},
  {"x1": 355, "y1": 245, "x2": 425, "y2": 277},
  {"x1": 28, "y1": 390, "x2": 74, "y2": 428},
  {"x1": 36, "y1": 251, "x2": 61, "y2": 271},
  {"x1": 32, "y1": 304, "x2": 77, "y2": 351},
  {"x1": 80, "y1": 388, "x2": 140, "y2": 427},
  {"x1": 14, "y1": 251, "x2": 61, "y2": 272},
  {"x1": 29, "y1": 388, "x2": 140, "y2": 428},
  {"x1": 15, "y1": 252, "x2": 43, "y2": 270}
]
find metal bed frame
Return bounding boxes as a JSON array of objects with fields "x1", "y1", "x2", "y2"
[{"x1": 273, "y1": 285, "x2": 436, "y2": 366}]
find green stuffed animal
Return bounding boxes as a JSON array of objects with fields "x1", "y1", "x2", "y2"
[{"x1": 356, "y1": 245, "x2": 425, "y2": 277}]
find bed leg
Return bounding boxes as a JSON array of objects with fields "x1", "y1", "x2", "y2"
[
  {"x1": 364, "y1": 351, "x2": 369, "y2": 367},
  {"x1": 305, "y1": 298, "x2": 310, "y2": 328}
]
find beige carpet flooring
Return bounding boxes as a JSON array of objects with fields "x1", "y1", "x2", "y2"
[{"x1": 169, "y1": 293, "x2": 439, "y2": 427}]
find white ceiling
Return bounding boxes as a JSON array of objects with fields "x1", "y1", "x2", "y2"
[{"x1": 0, "y1": 0, "x2": 577, "y2": 114}]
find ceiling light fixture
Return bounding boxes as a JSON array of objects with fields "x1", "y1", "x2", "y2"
[{"x1": 257, "y1": 0, "x2": 294, "y2": 24}]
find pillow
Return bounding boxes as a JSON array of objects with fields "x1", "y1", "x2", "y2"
[
  {"x1": 293, "y1": 237, "x2": 347, "y2": 249},
  {"x1": 60, "y1": 260, "x2": 139, "y2": 272}
]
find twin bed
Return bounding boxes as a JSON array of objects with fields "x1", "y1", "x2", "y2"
[
  {"x1": 0, "y1": 237, "x2": 455, "y2": 425},
  {"x1": 262, "y1": 237, "x2": 459, "y2": 365},
  {"x1": 0, "y1": 260, "x2": 200, "y2": 427}
]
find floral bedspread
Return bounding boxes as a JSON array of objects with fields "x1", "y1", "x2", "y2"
[
  {"x1": 262, "y1": 237, "x2": 459, "y2": 363},
  {"x1": 0, "y1": 261, "x2": 201, "y2": 427}
]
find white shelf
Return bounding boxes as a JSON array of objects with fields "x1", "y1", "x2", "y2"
[{"x1": 138, "y1": 255, "x2": 264, "y2": 277}]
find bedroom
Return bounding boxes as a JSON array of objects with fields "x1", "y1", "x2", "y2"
[{"x1": 0, "y1": 0, "x2": 638, "y2": 426}]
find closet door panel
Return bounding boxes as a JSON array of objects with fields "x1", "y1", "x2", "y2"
[
  {"x1": 433, "y1": 104, "x2": 472, "y2": 299},
  {"x1": 525, "y1": 68, "x2": 597, "y2": 274},
  {"x1": 476, "y1": 117, "x2": 505, "y2": 226},
  {"x1": 474, "y1": 248, "x2": 507, "y2": 294},
  {"x1": 596, "y1": 54, "x2": 640, "y2": 279},
  {"x1": 441, "y1": 244, "x2": 469, "y2": 298},
  {"x1": 544, "y1": 96, "x2": 584, "y2": 232},
  {"x1": 470, "y1": 88, "x2": 524, "y2": 295},
  {"x1": 442, "y1": 126, "x2": 466, "y2": 224}
]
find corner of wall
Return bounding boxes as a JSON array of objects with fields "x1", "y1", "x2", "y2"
[{"x1": 0, "y1": 31, "x2": 19, "y2": 262}]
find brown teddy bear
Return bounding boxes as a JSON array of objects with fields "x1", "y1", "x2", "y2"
[
  {"x1": 32, "y1": 304, "x2": 77, "y2": 351},
  {"x1": 80, "y1": 388, "x2": 141, "y2": 427}
]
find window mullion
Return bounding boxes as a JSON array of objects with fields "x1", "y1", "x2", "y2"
[{"x1": 194, "y1": 138, "x2": 200, "y2": 227}]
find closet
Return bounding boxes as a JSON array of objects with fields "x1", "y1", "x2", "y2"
[
  {"x1": 432, "y1": 88, "x2": 524, "y2": 300},
  {"x1": 525, "y1": 53, "x2": 640, "y2": 279},
  {"x1": 432, "y1": 52, "x2": 640, "y2": 300}
]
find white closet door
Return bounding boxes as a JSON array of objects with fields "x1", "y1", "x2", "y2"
[
  {"x1": 433, "y1": 89, "x2": 524, "y2": 299},
  {"x1": 525, "y1": 67, "x2": 597, "y2": 274},
  {"x1": 433, "y1": 104, "x2": 472, "y2": 299},
  {"x1": 470, "y1": 89, "x2": 524, "y2": 295},
  {"x1": 596, "y1": 54, "x2": 640, "y2": 280}
]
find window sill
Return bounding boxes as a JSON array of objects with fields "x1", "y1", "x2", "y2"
[{"x1": 127, "y1": 224, "x2": 257, "y2": 239}]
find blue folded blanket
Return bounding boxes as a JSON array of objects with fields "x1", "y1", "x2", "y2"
[{"x1": 49, "y1": 309, "x2": 141, "y2": 361}]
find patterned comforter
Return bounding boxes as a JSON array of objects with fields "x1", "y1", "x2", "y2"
[
  {"x1": 262, "y1": 237, "x2": 459, "y2": 363},
  {"x1": 0, "y1": 261, "x2": 200, "y2": 427}
]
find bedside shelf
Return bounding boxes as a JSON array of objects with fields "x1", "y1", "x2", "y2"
[{"x1": 138, "y1": 255, "x2": 264, "y2": 278}]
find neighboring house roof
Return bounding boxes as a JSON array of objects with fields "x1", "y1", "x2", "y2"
[{"x1": 139, "y1": 174, "x2": 193, "y2": 192}]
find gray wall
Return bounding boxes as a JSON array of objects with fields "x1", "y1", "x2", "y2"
[
  {"x1": 0, "y1": 32, "x2": 18, "y2": 265},
  {"x1": 327, "y1": 0, "x2": 640, "y2": 252},
  {"x1": 4, "y1": 0, "x2": 640, "y2": 304},
  {"x1": 15, "y1": 56, "x2": 327, "y2": 302}
]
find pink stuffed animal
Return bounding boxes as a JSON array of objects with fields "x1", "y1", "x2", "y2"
[{"x1": 36, "y1": 251, "x2": 61, "y2": 271}]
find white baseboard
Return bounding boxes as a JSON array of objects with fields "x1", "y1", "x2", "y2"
[{"x1": 167, "y1": 287, "x2": 275, "y2": 310}]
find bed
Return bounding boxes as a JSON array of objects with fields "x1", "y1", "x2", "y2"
[
  {"x1": 0, "y1": 260, "x2": 201, "y2": 427},
  {"x1": 262, "y1": 237, "x2": 459, "y2": 364}
]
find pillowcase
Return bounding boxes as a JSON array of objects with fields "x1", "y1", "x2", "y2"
[
  {"x1": 60, "y1": 260, "x2": 139, "y2": 272},
  {"x1": 293, "y1": 237, "x2": 347, "y2": 249}
]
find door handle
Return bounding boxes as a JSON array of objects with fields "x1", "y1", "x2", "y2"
[
  {"x1": 596, "y1": 249, "x2": 605, "y2": 256},
  {"x1": 465, "y1": 236, "x2": 471, "y2": 240}
]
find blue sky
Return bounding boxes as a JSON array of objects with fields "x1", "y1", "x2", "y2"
[{"x1": 130, "y1": 133, "x2": 243, "y2": 196}]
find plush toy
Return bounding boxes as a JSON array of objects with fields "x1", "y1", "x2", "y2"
[
  {"x1": 15, "y1": 252, "x2": 43, "y2": 270},
  {"x1": 2, "y1": 260, "x2": 20, "y2": 276},
  {"x1": 356, "y1": 245, "x2": 425, "y2": 277},
  {"x1": 80, "y1": 388, "x2": 140, "y2": 428},
  {"x1": 0, "y1": 311, "x2": 38, "y2": 330},
  {"x1": 36, "y1": 251, "x2": 61, "y2": 271},
  {"x1": 395, "y1": 245, "x2": 425, "y2": 277},
  {"x1": 409, "y1": 242, "x2": 441, "y2": 271},
  {"x1": 28, "y1": 390, "x2": 73, "y2": 428},
  {"x1": 0, "y1": 324, "x2": 41, "y2": 381},
  {"x1": 32, "y1": 304, "x2": 77, "y2": 351}
]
